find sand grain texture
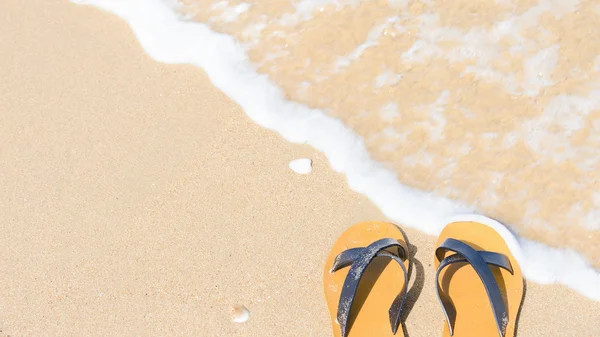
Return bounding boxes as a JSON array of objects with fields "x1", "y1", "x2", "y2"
[{"x1": 0, "y1": 0, "x2": 599, "y2": 336}]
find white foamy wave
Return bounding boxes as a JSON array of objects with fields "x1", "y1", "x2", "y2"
[
  {"x1": 209, "y1": 1, "x2": 252, "y2": 23},
  {"x1": 71, "y1": 0, "x2": 600, "y2": 301}
]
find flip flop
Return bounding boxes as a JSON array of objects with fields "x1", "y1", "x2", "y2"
[
  {"x1": 434, "y1": 215, "x2": 524, "y2": 337},
  {"x1": 323, "y1": 221, "x2": 410, "y2": 337}
]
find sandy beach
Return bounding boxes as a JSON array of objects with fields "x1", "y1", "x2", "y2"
[{"x1": 0, "y1": 0, "x2": 599, "y2": 336}]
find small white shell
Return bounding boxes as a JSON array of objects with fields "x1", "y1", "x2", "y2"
[
  {"x1": 289, "y1": 158, "x2": 312, "y2": 174},
  {"x1": 230, "y1": 304, "x2": 250, "y2": 323}
]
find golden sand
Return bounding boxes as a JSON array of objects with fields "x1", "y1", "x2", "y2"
[{"x1": 0, "y1": 0, "x2": 598, "y2": 335}]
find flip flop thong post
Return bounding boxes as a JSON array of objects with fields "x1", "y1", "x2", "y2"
[
  {"x1": 434, "y1": 215, "x2": 524, "y2": 337},
  {"x1": 323, "y1": 221, "x2": 411, "y2": 337}
]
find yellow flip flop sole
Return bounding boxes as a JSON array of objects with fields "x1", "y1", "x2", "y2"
[
  {"x1": 323, "y1": 221, "x2": 410, "y2": 337},
  {"x1": 434, "y1": 215, "x2": 524, "y2": 337}
]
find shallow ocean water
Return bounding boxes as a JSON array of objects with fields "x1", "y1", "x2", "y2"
[{"x1": 176, "y1": 0, "x2": 600, "y2": 265}]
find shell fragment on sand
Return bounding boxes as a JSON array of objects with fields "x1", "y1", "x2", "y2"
[
  {"x1": 289, "y1": 158, "x2": 312, "y2": 174},
  {"x1": 230, "y1": 304, "x2": 250, "y2": 323}
]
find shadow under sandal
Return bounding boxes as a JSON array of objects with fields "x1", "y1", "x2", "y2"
[
  {"x1": 434, "y1": 216, "x2": 525, "y2": 337},
  {"x1": 323, "y1": 221, "x2": 411, "y2": 337}
]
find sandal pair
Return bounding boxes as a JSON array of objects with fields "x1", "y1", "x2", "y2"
[{"x1": 323, "y1": 215, "x2": 524, "y2": 337}]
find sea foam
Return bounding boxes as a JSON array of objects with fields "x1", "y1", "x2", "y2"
[{"x1": 72, "y1": 0, "x2": 600, "y2": 301}]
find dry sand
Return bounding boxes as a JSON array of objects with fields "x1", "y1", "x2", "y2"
[{"x1": 0, "y1": 0, "x2": 598, "y2": 336}]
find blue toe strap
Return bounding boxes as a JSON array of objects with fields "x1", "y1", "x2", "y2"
[
  {"x1": 331, "y1": 238, "x2": 409, "y2": 337},
  {"x1": 435, "y1": 238, "x2": 513, "y2": 337}
]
